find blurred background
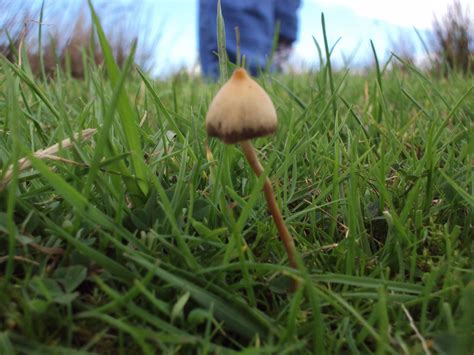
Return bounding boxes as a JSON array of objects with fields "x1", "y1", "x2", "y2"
[{"x1": 0, "y1": 0, "x2": 472, "y2": 77}]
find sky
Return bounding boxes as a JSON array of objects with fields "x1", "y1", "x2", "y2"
[{"x1": 151, "y1": 0, "x2": 473, "y2": 75}]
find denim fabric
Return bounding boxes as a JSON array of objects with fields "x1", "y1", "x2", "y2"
[
  {"x1": 198, "y1": 0, "x2": 301, "y2": 78},
  {"x1": 275, "y1": 0, "x2": 301, "y2": 42}
]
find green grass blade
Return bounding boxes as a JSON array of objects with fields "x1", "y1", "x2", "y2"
[
  {"x1": 3, "y1": 65, "x2": 20, "y2": 286},
  {"x1": 20, "y1": 145, "x2": 147, "y2": 254},
  {"x1": 128, "y1": 254, "x2": 275, "y2": 340},
  {"x1": 216, "y1": 0, "x2": 228, "y2": 82},
  {"x1": 77, "y1": 312, "x2": 154, "y2": 355},
  {"x1": 5, "y1": 60, "x2": 60, "y2": 120},
  {"x1": 17, "y1": 199, "x2": 134, "y2": 280},
  {"x1": 439, "y1": 169, "x2": 474, "y2": 206},
  {"x1": 88, "y1": 1, "x2": 149, "y2": 195},
  {"x1": 82, "y1": 41, "x2": 137, "y2": 197},
  {"x1": 136, "y1": 68, "x2": 187, "y2": 145},
  {"x1": 321, "y1": 13, "x2": 337, "y2": 119}
]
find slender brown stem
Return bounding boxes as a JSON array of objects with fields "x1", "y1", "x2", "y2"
[{"x1": 240, "y1": 140, "x2": 297, "y2": 270}]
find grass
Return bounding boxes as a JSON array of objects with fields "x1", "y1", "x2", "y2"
[{"x1": 0, "y1": 8, "x2": 473, "y2": 354}]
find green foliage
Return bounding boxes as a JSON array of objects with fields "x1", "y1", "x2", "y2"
[
  {"x1": 0, "y1": 13, "x2": 472, "y2": 354},
  {"x1": 88, "y1": 0, "x2": 149, "y2": 196}
]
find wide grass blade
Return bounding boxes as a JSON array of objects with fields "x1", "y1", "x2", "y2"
[
  {"x1": 82, "y1": 41, "x2": 137, "y2": 197},
  {"x1": 88, "y1": 0, "x2": 149, "y2": 195}
]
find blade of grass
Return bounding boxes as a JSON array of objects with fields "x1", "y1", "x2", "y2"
[
  {"x1": 439, "y1": 169, "x2": 474, "y2": 206},
  {"x1": 136, "y1": 68, "x2": 188, "y2": 147},
  {"x1": 149, "y1": 173, "x2": 199, "y2": 269},
  {"x1": 3, "y1": 65, "x2": 21, "y2": 287},
  {"x1": 128, "y1": 254, "x2": 275, "y2": 340},
  {"x1": 324, "y1": 288, "x2": 396, "y2": 354},
  {"x1": 4, "y1": 60, "x2": 60, "y2": 121},
  {"x1": 321, "y1": 13, "x2": 337, "y2": 119},
  {"x1": 20, "y1": 145, "x2": 148, "y2": 255},
  {"x1": 216, "y1": 0, "x2": 228, "y2": 82},
  {"x1": 17, "y1": 199, "x2": 134, "y2": 280},
  {"x1": 88, "y1": 1, "x2": 149, "y2": 195},
  {"x1": 82, "y1": 41, "x2": 137, "y2": 198},
  {"x1": 76, "y1": 312, "x2": 153, "y2": 355}
]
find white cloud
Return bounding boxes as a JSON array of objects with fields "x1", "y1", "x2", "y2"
[{"x1": 313, "y1": 0, "x2": 473, "y2": 29}]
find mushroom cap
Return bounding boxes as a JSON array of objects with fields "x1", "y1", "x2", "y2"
[{"x1": 206, "y1": 68, "x2": 277, "y2": 144}]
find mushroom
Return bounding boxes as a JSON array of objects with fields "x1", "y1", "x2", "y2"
[{"x1": 206, "y1": 68, "x2": 297, "y2": 272}]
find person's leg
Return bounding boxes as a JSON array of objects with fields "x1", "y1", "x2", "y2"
[
  {"x1": 273, "y1": 0, "x2": 301, "y2": 71},
  {"x1": 274, "y1": 0, "x2": 301, "y2": 44},
  {"x1": 198, "y1": 0, "x2": 274, "y2": 78},
  {"x1": 198, "y1": 0, "x2": 220, "y2": 79}
]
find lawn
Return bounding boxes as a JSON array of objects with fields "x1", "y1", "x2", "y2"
[{"x1": 0, "y1": 10, "x2": 473, "y2": 355}]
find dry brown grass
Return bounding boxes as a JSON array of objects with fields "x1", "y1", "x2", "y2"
[
  {"x1": 432, "y1": 0, "x2": 473, "y2": 75},
  {"x1": 0, "y1": 0, "x2": 161, "y2": 78}
]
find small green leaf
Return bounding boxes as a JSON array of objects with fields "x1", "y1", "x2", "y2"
[
  {"x1": 54, "y1": 265, "x2": 87, "y2": 293},
  {"x1": 53, "y1": 292, "x2": 79, "y2": 305},
  {"x1": 28, "y1": 299, "x2": 50, "y2": 314},
  {"x1": 29, "y1": 277, "x2": 63, "y2": 299},
  {"x1": 187, "y1": 308, "x2": 210, "y2": 325},
  {"x1": 191, "y1": 219, "x2": 227, "y2": 238},
  {"x1": 171, "y1": 292, "x2": 190, "y2": 322}
]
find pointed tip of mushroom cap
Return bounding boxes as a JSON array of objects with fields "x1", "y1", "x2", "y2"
[
  {"x1": 233, "y1": 67, "x2": 248, "y2": 80},
  {"x1": 206, "y1": 68, "x2": 277, "y2": 144}
]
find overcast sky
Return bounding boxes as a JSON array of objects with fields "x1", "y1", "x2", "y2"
[{"x1": 153, "y1": 0, "x2": 473, "y2": 75}]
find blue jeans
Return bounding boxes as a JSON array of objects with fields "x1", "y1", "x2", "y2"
[{"x1": 198, "y1": 0, "x2": 301, "y2": 78}]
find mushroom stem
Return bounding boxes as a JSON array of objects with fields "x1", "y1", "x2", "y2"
[{"x1": 240, "y1": 140, "x2": 297, "y2": 270}]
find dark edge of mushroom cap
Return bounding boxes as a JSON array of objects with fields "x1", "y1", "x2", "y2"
[{"x1": 207, "y1": 121, "x2": 277, "y2": 144}]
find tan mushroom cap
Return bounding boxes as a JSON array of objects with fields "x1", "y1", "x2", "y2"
[{"x1": 206, "y1": 68, "x2": 277, "y2": 144}]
